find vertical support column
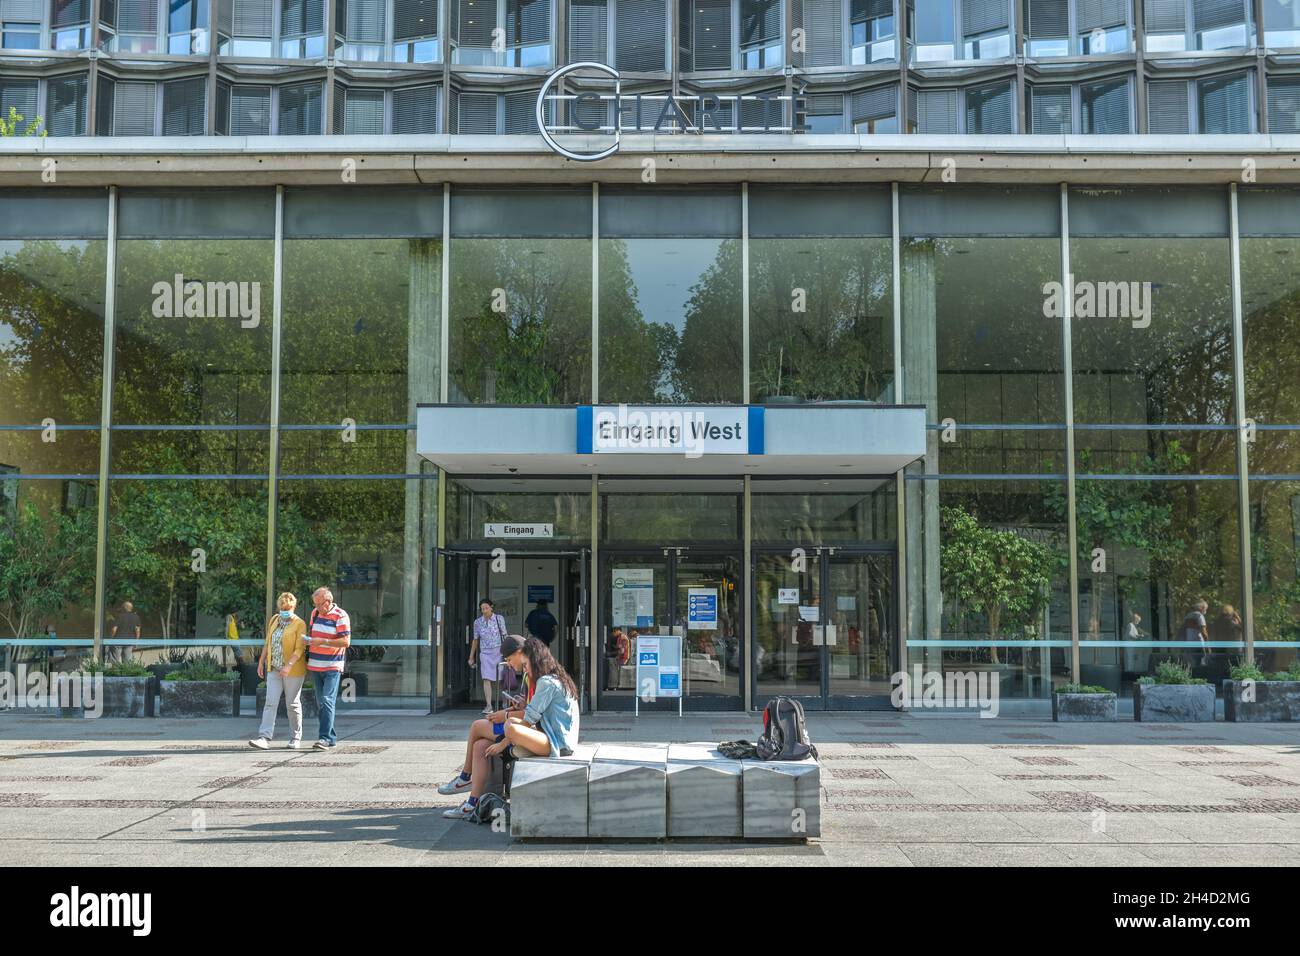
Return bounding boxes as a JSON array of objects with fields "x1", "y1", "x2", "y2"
[
  {"x1": 897, "y1": 0, "x2": 908, "y2": 130},
  {"x1": 741, "y1": 181, "x2": 750, "y2": 402},
  {"x1": 264, "y1": 185, "x2": 285, "y2": 623},
  {"x1": 1253, "y1": 0, "x2": 1267, "y2": 132},
  {"x1": 436, "y1": 472, "x2": 447, "y2": 700},
  {"x1": 440, "y1": 182, "x2": 451, "y2": 404},
  {"x1": 783, "y1": 0, "x2": 794, "y2": 105},
  {"x1": 1133, "y1": 0, "x2": 1147, "y2": 132},
  {"x1": 891, "y1": 183, "x2": 907, "y2": 687},
  {"x1": 743, "y1": 474, "x2": 752, "y2": 711},
  {"x1": 592, "y1": 181, "x2": 600, "y2": 403},
  {"x1": 1229, "y1": 183, "x2": 1255, "y2": 662},
  {"x1": 92, "y1": 187, "x2": 118, "y2": 660},
  {"x1": 670, "y1": 0, "x2": 680, "y2": 98},
  {"x1": 88, "y1": 0, "x2": 101, "y2": 134},
  {"x1": 1014, "y1": 0, "x2": 1025, "y2": 132},
  {"x1": 442, "y1": 0, "x2": 452, "y2": 130},
  {"x1": 324, "y1": 0, "x2": 338, "y2": 133},
  {"x1": 590, "y1": 473, "x2": 599, "y2": 711},
  {"x1": 1060, "y1": 182, "x2": 1081, "y2": 683},
  {"x1": 207, "y1": 0, "x2": 219, "y2": 134}
]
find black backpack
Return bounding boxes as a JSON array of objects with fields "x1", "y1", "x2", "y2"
[
  {"x1": 470, "y1": 792, "x2": 510, "y2": 827},
  {"x1": 756, "y1": 696, "x2": 818, "y2": 761}
]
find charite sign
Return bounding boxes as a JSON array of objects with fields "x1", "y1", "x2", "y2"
[{"x1": 535, "y1": 62, "x2": 806, "y2": 162}]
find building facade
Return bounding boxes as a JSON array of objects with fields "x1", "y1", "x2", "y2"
[
  {"x1": 2, "y1": 6, "x2": 1300, "y2": 712},
  {"x1": 2, "y1": 0, "x2": 1299, "y2": 138}
]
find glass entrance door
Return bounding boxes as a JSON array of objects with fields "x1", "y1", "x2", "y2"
[
  {"x1": 753, "y1": 548, "x2": 896, "y2": 710},
  {"x1": 599, "y1": 549, "x2": 743, "y2": 711}
]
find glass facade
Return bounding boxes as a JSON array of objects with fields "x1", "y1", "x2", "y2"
[
  {"x1": 0, "y1": 181, "x2": 1290, "y2": 710},
  {"x1": 0, "y1": 0, "x2": 1286, "y2": 137}
]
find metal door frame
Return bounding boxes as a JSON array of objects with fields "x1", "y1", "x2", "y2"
[
  {"x1": 750, "y1": 544, "x2": 898, "y2": 712},
  {"x1": 431, "y1": 546, "x2": 591, "y2": 714},
  {"x1": 597, "y1": 544, "x2": 746, "y2": 712}
]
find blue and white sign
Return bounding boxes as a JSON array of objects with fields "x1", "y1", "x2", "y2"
[
  {"x1": 687, "y1": 587, "x2": 718, "y2": 630},
  {"x1": 578, "y1": 405, "x2": 764, "y2": 457},
  {"x1": 634, "y1": 635, "x2": 682, "y2": 702},
  {"x1": 527, "y1": 585, "x2": 555, "y2": 604}
]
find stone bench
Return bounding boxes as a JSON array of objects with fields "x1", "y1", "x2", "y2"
[{"x1": 508, "y1": 741, "x2": 820, "y2": 841}]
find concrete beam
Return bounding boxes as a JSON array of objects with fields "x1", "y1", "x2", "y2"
[{"x1": 2, "y1": 134, "x2": 1299, "y2": 187}]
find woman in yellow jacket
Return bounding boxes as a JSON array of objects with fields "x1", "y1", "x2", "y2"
[{"x1": 249, "y1": 592, "x2": 309, "y2": 750}]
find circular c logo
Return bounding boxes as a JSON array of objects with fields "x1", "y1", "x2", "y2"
[{"x1": 535, "y1": 62, "x2": 620, "y2": 163}]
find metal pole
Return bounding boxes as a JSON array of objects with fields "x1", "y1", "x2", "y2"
[
  {"x1": 265, "y1": 185, "x2": 284, "y2": 623},
  {"x1": 1061, "y1": 182, "x2": 1081, "y2": 684},
  {"x1": 1229, "y1": 183, "x2": 1254, "y2": 663},
  {"x1": 92, "y1": 187, "x2": 118, "y2": 662}
]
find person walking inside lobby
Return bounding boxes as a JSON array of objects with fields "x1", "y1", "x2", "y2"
[
  {"x1": 109, "y1": 600, "x2": 141, "y2": 663},
  {"x1": 469, "y1": 599, "x2": 507, "y2": 717},
  {"x1": 305, "y1": 587, "x2": 350, "y2": 750},
  {"x1": 250, "y1": 593, "x2": 308, "y2": 751}
]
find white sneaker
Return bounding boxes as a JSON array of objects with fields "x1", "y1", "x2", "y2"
[
  {"x1": 313, "y1": 739, "x2": 330, "y2": 751},
  {"x1": 442, "y1": 801, "x2": 476, "y2": 820},
  {"x1": 287, "y1": 740, "x2": 300, "y2": 750},
  {"x1": 437, "y1": 773, "x2": 472, "y2": 796},
  {"x1": 248, "y1": 738, "x2": 270, "y2": 750}
]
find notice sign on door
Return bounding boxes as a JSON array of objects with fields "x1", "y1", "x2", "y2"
[
  {"x1": 612, "y1": 568, "x2": 655, "y2": 628},
  {"x1": 687, "y1": 587, "x2": 718, "y2": 630},
  {"x1": 484, "y1": 523, "x2": 553, "y2": 538},
  {"x1": 777, "y1": 588, "x2": 799, "y2": 605}
]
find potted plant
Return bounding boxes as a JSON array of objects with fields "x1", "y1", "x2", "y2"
[
  {"x1": 1134, "y1": 661, "x2": 1215, "y2": 722},
  {"x1": 254, "y1": 679, "x2": 319, "y2": 719},
  {"x1": 1223, "y1": 661, "x2": 1300, "y2": 722},
  {"x1": 159, "y1": 652, "x2": 240, "y2": 717},
  {"x1": 147, "y1": 646, "x2": 189, "y2": 684},
  {"x1": 1052, "y1": 683, "x2": 1117, "y2": 722}
]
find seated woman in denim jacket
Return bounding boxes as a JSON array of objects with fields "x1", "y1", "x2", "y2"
[{"x1": 442, "y1": 635, "x2": 580, "y2": 820}]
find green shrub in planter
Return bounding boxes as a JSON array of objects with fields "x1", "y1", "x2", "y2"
[
  {"x1": 104, "y1": 659, "x2": 150, "y2": 678},
  {"x1": 159, "y1": 652, "x2": 239, "y2": 717},
  {"x1": 1134, "y1": 661, "x2": 1214, "y2": 721},
  {"x1": 1055, "y1": 684, "x2": 1111, "y2": 695},
  {"x1": 1224, "y1": 659, "x2": 1300, "y2": 721}
]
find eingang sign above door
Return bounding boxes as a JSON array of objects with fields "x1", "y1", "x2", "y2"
[{"x1": 577, "y1": 405, "x2": 763, "y2": 456}]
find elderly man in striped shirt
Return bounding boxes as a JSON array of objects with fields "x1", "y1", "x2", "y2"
[{"x1": 306, "y1": 587, "x2": 351, "y2": 750}]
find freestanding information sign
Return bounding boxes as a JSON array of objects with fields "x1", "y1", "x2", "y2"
[{"x1": 635, "y1": 634, "x2": 682, "y2": 717}]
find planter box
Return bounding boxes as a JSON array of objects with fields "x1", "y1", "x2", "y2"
[
  {"x1": 159, "y1": 679, "x2": 240, "y2": 717},
  {"x1": 235, "y1": 662, "x2": 261, "y2": 695},
  {"x1": 1223, "y1": 680, "x2": 1300, "y2": 722},
  {"x1": 58, "y1": 675, "x2": 156, "y2": 718},
  {"x1": 1052, "y1": 692, "x2": 1117, "y2": 721},
  {"x1": 1133, "y1": 682, "x2": 1216, "y2": 722},
  {"x1": 148, "y1": 663, "x2": 184, "y2": 683},
  {"x1": 255, "y1": 683, "x2": 319, "y2": 719}
]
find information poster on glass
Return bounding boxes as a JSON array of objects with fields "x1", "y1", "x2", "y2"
[
  {"x1": 612, "y1": 568, "x2": 655, "y2": 629},
  {"x1": 687, "y1": 587, "x2": 717, "y2": 630}
]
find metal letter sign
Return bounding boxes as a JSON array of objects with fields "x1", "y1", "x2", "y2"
[
  {"x1": 536, "y1": 62, "x2": 803, "y2": 163},
  {"x1": 536, "y1": 62, "x2": 621, "y2": 163}
]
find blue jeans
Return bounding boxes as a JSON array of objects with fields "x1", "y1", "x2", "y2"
[{"x1": 311, "y1": 670, "x2": 341, "y2": 745}]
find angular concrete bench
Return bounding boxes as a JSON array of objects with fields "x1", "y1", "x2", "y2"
[{"x1": 508, "y1": 741, "x2": 820, "y2": 841}]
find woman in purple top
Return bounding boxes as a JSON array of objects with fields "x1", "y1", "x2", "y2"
[{"x1": 469, "y1": 599, "x2": 508, "y2": 716}]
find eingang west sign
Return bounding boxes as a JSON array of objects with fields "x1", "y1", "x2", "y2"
[{"x1": 535, "y1": 62, "x2": 805, "y2": 162}]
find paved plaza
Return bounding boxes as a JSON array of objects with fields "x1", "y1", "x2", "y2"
[{"x1": 0, "y1": 710, "x2": 1297, "y2": 866}]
